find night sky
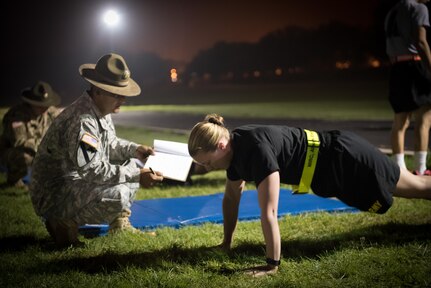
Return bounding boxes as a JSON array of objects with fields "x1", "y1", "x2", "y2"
[{"x1": 3, "y1": 0, "x2": 389, "y2": 105}]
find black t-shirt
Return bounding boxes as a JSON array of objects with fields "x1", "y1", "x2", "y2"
[
  {"x1": 227, "y1": 125, "x2": 308, "y2": 187},
  {"x1": 227, "y1": 126, "x2": 400, "y2": 213}
]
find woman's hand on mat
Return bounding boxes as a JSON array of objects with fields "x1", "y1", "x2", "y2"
[
  {"x1": 243, "y1": 264, "x2": 278, "y2": 277},
  {"x1": 139, "y1": 168, "x2": 163, "y2": 188}
]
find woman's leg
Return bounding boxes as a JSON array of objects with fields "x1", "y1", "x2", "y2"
[
  {"x1": 391, "y1": 112, "x2": 411, "y2": 170},
  {"x1": 391, "y1": 112, "x2": 411, "y2": 155},
  {"x1": 412, "y1": 105, "x2": 431, "y2": 174},
  {"x1": 413, "y1": 104, "x2": 431, "y2": 152}
]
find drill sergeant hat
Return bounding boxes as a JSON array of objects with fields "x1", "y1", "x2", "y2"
[
  {"x1": 21, "y1": 81, "x2": 61, "y2": 107},
  {"x1": 79, "y1": 53, "x2": 141, "y2": 96}
]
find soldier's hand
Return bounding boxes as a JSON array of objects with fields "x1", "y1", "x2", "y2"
[
  {"x1": 136, "y1": 145, "x2": 154, "y2": 162},
  {"x1": 139, "y1": 168, "x2": 163, "y2": 188}
]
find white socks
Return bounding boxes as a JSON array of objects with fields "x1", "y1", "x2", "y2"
[
  {"x1": 392, "y1": 153, "x2": 407, "y2": 170},
  {"x1": 414, "y1": 151, "x2": 428, "y2": 175},
  {"x1": 393, "y1": 152, "x2": 428, "y2": 174}
]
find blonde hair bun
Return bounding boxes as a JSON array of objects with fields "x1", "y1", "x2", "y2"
[{"x1": 204, "y1": 113, "x2": 225, "y2": 127}]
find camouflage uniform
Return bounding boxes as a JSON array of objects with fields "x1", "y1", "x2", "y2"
[
  {"x1": 30, "y1": 92, "x2": 141, "y2": 226},
  {"x1": 0, "y1": 103, "x2": 60, "y2": 184}
]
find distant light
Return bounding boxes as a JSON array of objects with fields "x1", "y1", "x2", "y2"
[
  {"x1": 368, "y1": 57, "x2": 381, "y2": 68},
  {"x1": 335, "y1": 61, "x2": 351, "y2": 70},
  {"x1": 203, "y1": 73, "x2": 211, "y2": 81},
  {"x1": 170, "y1": 68, "x2": 178, "y2": 83},
  {"x1": 103, "y1": 10, "x2": 120, "y2": 27},
  {"x1": 288, "y1": 67, "x2": 305, "y2": 74},
  {"x1": 275, "y1": 68, "x2": 283, "y2": 76}
]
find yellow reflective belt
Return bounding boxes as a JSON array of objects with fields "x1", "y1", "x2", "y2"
[{"x1": 294, "y1": 129, "x2": 320, "y2": 194}]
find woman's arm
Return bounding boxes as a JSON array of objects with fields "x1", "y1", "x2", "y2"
[
  {"x1": 258, "y1": 171, "x2": 281, "y2": 262},
  {"x1": 221, "y1": 178, "x2": 245, "y2": 249},
  {"x1": 244, "y1": 171, "x2": 281, "y2": 277}
]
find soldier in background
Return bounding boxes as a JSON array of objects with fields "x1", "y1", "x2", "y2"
[
  {"x1": 30, "y1": 53, "x2": 163, "y2": 247},
  {"x1": 0, "y1": 81, "x2": 61, "y2": 189},
  {"x1": 385, "y1": 0, "x2": 431, "y2": 175}
]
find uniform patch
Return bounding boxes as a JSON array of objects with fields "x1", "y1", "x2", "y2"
[
  {"x1": 12, "y1": 121, "x2": 24, "y2": 129},
  {"x1": 81, "y1": 132, "x2": 99, "y2": 150}
]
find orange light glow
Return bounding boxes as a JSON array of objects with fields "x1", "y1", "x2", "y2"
[
  {"x1": 368, "y1": 58, "x2": 381, "y2": 68},
  {"x1": 170, "y1": 68, "x2": 178, "y2": 82},
  {"x1": 275, "y1": 68, "x2": 283, "y2": 76},
  {"x1": 335, "y1": 61, "x2": 351, "y2": 70}
]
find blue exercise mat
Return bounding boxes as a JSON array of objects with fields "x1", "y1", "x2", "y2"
[{"x1": 79, "y1": 189, "x2": 357, "y2": 237}]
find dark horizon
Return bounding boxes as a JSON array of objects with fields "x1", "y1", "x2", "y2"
[{"x1": 3, "y1": 0, "x2": 401, "y2": 106}]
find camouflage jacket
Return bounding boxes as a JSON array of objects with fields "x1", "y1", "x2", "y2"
[
  {"x1": 30, "y1": 92, "x2": 141, "y2": 216},
  {"x1": 0, "y1": 103, "x2": 60, "y2": 155}
]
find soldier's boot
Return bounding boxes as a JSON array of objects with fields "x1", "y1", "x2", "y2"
[
  {"x1": 45, "y1": 218, "x2": 83, "y2": 248},
  {"x1": 6, "y1": 151, "x2": 32, "y2": 190},
  {"x1": 109, "y1": 209, "x2": 156, "y2": 236},
  {"x1": 7, "y1": 169, "x2": 28, "y2": 190},
  {"x1": 6, "y1": 178, "x2": 28, "y2": 190}
]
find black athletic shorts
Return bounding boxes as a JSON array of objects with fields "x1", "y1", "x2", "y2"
[
  {"x1": 311, "y1": 131, "x2": 400, "y2": 214},
  {"x1": 388, "y1": 60, "x2": 431, "y2": 113}
]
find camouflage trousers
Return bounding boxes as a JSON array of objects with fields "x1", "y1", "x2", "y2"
[
  {"x1": 0, "y1": 148, "x2": 33, "y2": 184},
  {"x1": 42, "y1": 181, "x2": 140, "y2": 226}
]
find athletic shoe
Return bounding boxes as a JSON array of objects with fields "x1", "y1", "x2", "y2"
[
  {"x1": 4, "y1": 179, "x2": 29, "y2": 191},
  {"x1": 412, "y1": 169, "x2": 431, "y2": 176},
  {"x1": 423, "y1": 170, "x2": 431, "y2": 176}
]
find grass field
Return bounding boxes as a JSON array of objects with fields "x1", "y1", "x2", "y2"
[
  {"x1": 1, "y1": 81, "x2": 430, "y2": 287},
  {"x1": 1, "y1": 125, "x2": 431, "y2": 288}
]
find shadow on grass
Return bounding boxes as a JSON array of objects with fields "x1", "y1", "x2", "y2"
[
  {"x1": 35, "y1": 244, "x2": 231, "y2": 275},
  {"x1": 23, "y1": 222, "x2": 431, "y2": 276},
  {"x1": 0, "y1": 235, "x2": 52, "y2": 252},
  {"x1": 0, "y1": 184, "x2": 29, "y2": 197},
  {"x1": 281, "y1": 221, "x2": 431, "y2": 259}
]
